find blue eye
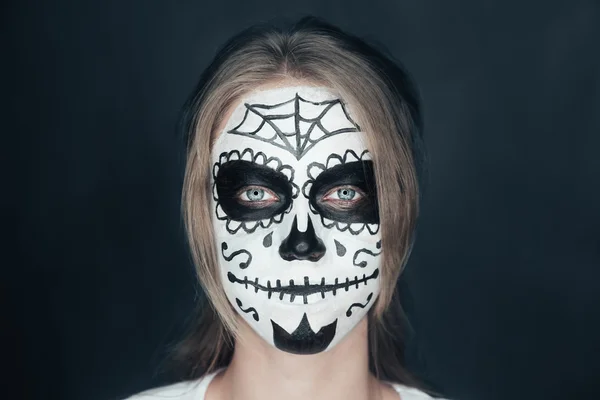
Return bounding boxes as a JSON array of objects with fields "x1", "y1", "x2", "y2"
[
  {"x1": 246, "y1": 188, "x2": 265, "y2": 201},
  {"x1": 238, "y1": 186, "x2": 278, "y2": 203},
  {"x1": 337, "y1": 188, "x2": 356, "y2": 200},
  {"x1": 322, "y1": 186, "x2": 364, "y2": 203}
]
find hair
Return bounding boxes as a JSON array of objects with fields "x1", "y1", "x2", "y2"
[{"x1": 176, "y1": 15, "x2": 428, "y2": 390}]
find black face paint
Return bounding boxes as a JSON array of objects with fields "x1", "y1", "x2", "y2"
[
  {"x1": 262, "y1": 232, "x2": 273, "y2": 248},
  {"x1": 228, "y1": 94, "x2": 360, "y2": 160},
  {"x1": 309, "y1": 161, "x2": 379, "y2": 223},
  {"x1": 271, "y1": 314, "x2": 337, "y2": 354},
  {"x1": 352, "y1": 244, "x2": 382, "y2": 268},
  {"x1": 278, "y1": 215, "x2": 326, "y2": 262},
  {"x1": 227, "y1": 268, "x2": 379, "y2": 302},
  {"x1": 215, "y1": 160, "x2": 293, "y2": 221},
  {"x1": 345, "y1": 293, "x2": 374, "y2": 317},
  {"x1": 221, "y1": 242, "x2": 252, "y2": 269},
  {"x1": 235, "y1": 298, "x2": 259, "y2": 321}
]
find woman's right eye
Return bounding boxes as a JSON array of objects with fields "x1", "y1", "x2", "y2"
[{"x1": 236, "y1": 186, "x2": 279, "y2": 206}]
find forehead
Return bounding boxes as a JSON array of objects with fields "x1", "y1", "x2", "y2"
[{"x1": 212, "y1": 86, "x2": 370, "y2": 169}]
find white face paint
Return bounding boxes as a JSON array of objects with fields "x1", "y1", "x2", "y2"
[{"x1": 210, "y1": 86, "x2": 382, "y2": 354}]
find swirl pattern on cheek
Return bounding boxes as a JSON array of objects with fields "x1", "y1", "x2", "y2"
[
  {"x1": 352, "y1": 240, "x2": 382, "y2": 268},
  {"x1": 221, "y1": 242, "x2": 252, "y2": 269}
]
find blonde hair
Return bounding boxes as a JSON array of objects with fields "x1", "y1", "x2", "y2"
[{"x1": 177, "y1": 16, "x2": 427, "y2": 388}]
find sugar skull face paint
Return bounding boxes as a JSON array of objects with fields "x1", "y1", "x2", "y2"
[{"x1": 211, "y1": 86, "x2": 382, "y2": 355}]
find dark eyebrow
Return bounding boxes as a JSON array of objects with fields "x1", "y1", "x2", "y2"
[
  {"x1": 215, "y1": 160, "x2": 293, "y2": 221},
  {"x1": 308, "y1": 161, "x2": 379, "y2": 223}
]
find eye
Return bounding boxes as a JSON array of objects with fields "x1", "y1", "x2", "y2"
[
  {"x1": 336, "y1": 188, "x2": 357, "y2": 200},
  {"x1": 321, "y1": 186, "x2": 364, "y2": 207},
  {"x1": 236, "y1": 186, "x2": 279, "y2": 206}
]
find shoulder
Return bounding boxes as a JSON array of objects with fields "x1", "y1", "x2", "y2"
[
  {"x1": 387, "y1": 382, "x2": 448, "y2": 400},
  {"x1": 123, "y1": 370, "x2": 221, "y2": 400},
  {"x1": 123, "y1": 381, "x2": 201, "y2": 400}
]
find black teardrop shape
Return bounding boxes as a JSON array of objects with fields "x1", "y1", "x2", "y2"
[
  {"x1": 263, "y1": 232, "x2": 273, "y2": 248},
  {"x1": 334, "y1": 239, "x2": 346, "y2": 257}
]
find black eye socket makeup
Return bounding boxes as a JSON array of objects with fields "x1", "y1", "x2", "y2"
[
  {"x1": 309, "y1": 161, "x2": 379, "y2": 223},
  {"x1": 216, "y1": 160, "x2": 293, "y2": 221}
]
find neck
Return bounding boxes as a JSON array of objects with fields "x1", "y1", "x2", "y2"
[{"x1": 210, "y1": 317, "x2": 382, "y2": 400}]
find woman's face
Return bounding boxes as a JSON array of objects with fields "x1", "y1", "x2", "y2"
[{"x1": 210, "y1": 84, "x2": 382, "y2": 354}]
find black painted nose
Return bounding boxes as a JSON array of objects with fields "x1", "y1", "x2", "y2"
[{"x1": 279, "y1": 215, "x2": 326, "y2": 262}]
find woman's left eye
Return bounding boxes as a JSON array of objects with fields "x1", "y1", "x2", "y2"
[{"x1": 322, "y1": 186, "x2": 364, "y2": 203}]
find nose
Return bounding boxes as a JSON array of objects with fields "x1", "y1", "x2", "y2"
[{"x1": 278, "y1": 215, "x2": 326, "y2": 262}]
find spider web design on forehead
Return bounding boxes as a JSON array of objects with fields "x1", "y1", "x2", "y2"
[{"x1": 227, "y1": 93, "x2": 360, "y2": 160}]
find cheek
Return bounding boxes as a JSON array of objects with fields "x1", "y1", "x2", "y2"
[
  {"x1": 319, "y1": 219, "x2": 381, "y2": 250},
  {"x1": 212, "y1": 191, "x2": 381, "y2": 266},
  {"x1": 320, "y1": 227, "x2": 383, "y2": 277},
  {"x1": 212, "y1": 209, "x2": 296, "y2": 273}
]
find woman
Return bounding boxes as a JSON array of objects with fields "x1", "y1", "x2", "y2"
[{"x1": 128, "y1": 16, "x2": 444, "y2": 400}]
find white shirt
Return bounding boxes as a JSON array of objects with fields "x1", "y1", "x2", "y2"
[{"x1": 125, "y1": 369, "x2": 438, "y2": 400}]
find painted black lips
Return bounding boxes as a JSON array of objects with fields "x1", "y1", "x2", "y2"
[{"x1": 271, "y1": 313, "x2": 337, "y2": 355}]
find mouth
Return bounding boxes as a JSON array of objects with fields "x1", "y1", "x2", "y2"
[{"x1": 227, "y1": 268, "x2": 379, "y2": 304}]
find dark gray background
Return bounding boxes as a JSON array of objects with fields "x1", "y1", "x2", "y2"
[{"x1": 4, "y1": 0, "x2": 599, "y2": 399}]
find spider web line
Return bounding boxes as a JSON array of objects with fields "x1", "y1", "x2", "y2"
[
  {"x1": 227, "y1": 94, "x2": 360, "y2": 160},
  {"x1": 247, "y1": 106, "x2": 294, "y2": 150},
  {"x1": 294, "y1": 94, "x2": 301, "y2": 156}
]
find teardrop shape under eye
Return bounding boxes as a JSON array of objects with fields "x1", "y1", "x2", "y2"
[{"x1": 263, "y1": 232, "x2": 273, "y2": 248}]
